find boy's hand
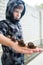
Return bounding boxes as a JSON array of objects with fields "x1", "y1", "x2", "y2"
[
  {"x1": 12, "y1": 41, "x2": 43, "y2": 54},
  {"x1": 12, "y1": 41, "x2": 33, "y2": 54}
]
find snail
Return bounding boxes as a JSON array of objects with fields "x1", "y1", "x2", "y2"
[
  {"x1": 6, "y1": 35, "x2": 37, "y2": 49},
  {"x1": 27, "y1": 42, "x2": 36, "y2": 49},
  {"x1": 18, "y1": 40, "x2": 26, "y2": 47},
  {"x1": 6, "y1": 35, "x2": 25, "y2": 47}
]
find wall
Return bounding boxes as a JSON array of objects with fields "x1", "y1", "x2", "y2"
[{"x1": 20, "y1": 5, "x2": 40, "y2": 45}]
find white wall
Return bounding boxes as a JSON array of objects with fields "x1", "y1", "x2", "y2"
[
  {"x1": 20, "y1": 5, "x2": 40, "y2": 45},
  {"x1": 0, "y1": 0, "x2": 9, "y2": 20},
  {"x1": 41, "y1": 10, "x2": 43, "y2": 39},
  {"x1": 41, "y1": 9, "x2": 43, "y2": 44}
]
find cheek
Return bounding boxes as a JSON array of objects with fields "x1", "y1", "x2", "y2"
[
  {"x1": 14, "y1": 13, "x2": 21, "y2": 19},
  {"x1": 13, "y1": 11, "x2": 21, "y2": 20},
  {"x1": 13, "y1": 13, "x2": 17, "y2": 17}
]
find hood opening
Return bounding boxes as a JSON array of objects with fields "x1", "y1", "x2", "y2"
[{"x1": 6, "y1": 0, "x2": 26, "y2": 24}]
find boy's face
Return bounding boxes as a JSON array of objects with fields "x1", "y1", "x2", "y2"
[{"x1": 13, "y1": 8, "x2": 23, "y2": 20}]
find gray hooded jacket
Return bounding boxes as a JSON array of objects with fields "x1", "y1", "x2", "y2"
[{"x1": 0, "y1": 0, "x2": 26, "y2": 65}]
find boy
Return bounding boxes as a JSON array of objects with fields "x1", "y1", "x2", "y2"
[{"x1": 0, "y1": 0, "x2": 43, "y2": 65}]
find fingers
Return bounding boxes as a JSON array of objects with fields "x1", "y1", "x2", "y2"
[
  {"x1": 30, "y1": 47, "x2": 43, "y2": 52},
  {"x1": 22, "y1": 49, "x2": 33, "y2": 54},
  {"x1": 18, "y1": 46, "x2": 33, "y2": 54},
  {"x1": 37, "y1": 48, "x2": 43, "y2": 52},
  {"x1": 22, "y1": 46, "x2": 32, "y2": 51},
  {"x1": 21, "y1": 47, "x2": 43, "y2": 54}
]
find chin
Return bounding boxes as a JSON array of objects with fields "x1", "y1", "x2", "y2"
[{"x1": 16, "y1": 18, "x2": 20, "y2": 20}]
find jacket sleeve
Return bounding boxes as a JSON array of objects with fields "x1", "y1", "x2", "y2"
[{"x1": 0, "y1": 20, "x2": 8, "y2": 36}]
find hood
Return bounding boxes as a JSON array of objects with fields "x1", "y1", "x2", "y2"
[{"x1": 6, "y1": 0, "x2": 26, "y2": 24}]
